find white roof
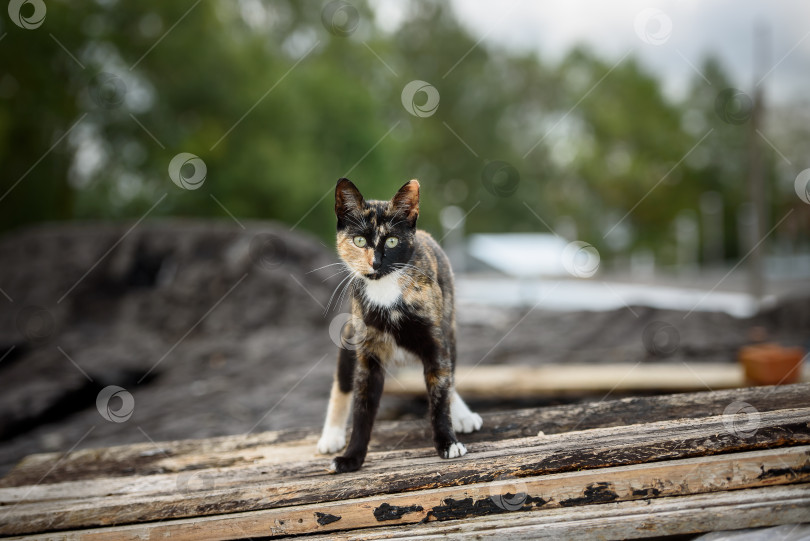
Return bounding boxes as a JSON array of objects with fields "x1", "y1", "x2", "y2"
[{"x1": 468, "y1": 233, "x2": 571, "y2": 278}]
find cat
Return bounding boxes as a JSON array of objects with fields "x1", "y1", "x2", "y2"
[{"x1": 317, "y1": 178, "x2": 483, "y2": 473}]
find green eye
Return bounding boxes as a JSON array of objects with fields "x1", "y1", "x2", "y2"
[
  {"x1": 385, "y1": 237, "x2": 399, "y2": 248},
  {"x1": 353, "y1": 236, "x2": 367, "y2": 248}
]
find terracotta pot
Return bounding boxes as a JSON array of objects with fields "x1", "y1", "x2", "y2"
[{"x1": 738, "y1": 343, "x2": 804, "y2": 386}]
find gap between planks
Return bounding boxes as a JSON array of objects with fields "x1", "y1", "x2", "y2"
[
  {"x1": 5, "y1": 383, "x2": 810, "y2": 489},
  {"x1": 5, "y1": 448, "x2": 810, "y2": 540},
  {"x1": 2, "y1": 407, "x2": 810, "y2": 536}
]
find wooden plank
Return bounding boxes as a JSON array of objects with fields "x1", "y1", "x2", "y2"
[
  {"x1": 386, "y1": 362, "x2": 810, "y2": 397},
  {"x1": 0, "y1": 426, "x2": 316, "y2": 488},
  {"x1": 4, "y1": 383, "x2": 809, "y2": 488},
  {"x1": 306, "y1": 484, "x2": 810, "y2": 541},
  {"x1": 2, "y1": 407, "x2": 809, "y2": 535},
  {"x1": 6, "y1": 446, "x2": 809, "y2": 540}
]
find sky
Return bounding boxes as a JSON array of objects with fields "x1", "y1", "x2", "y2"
[{"x1": 372, "y1": 0, "x2": 810, "y2": 105}]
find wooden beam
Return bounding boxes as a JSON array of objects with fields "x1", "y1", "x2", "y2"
[
  {"x1": 4, "y1": 383, "x2": 809, "y2": 488},
  {"x1": 386, "y1": 363, "x2": 809, "y2": 398},
  {"x1": 2, "y1": 407, "x2": 809, "y2": 536},
  {"x1": 6, "y1": 447, "x2": 809, "y2": 540}
]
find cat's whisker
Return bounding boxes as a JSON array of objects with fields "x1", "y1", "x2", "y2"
[
  {"x1": 398, "y1": 270, "x2": 431, "y2": 292},
  {"x1": 388, "y1": 216, "x2": 408, "y2": 229},
  {"x1": 322, "y1": 267, "x2": 351, "y2": 282},
  {"x1": 325, "y1": 272, "x2": 355, "y2": 315},
  {"x1": 336, "y1": 271, "x2": 360, "y2": 312},
  {"x1": 342, "y1": 273, "x2": 362, "y2": 310},
  {"x1": 394, "y1": 263, "x2": 440, "y2": 288},
  {"x1": 345, "y1": 214, "x2": 367, "y2": 230},
  {"x1": 307, "y1": 262, "x2": 345, "y2": 274}
]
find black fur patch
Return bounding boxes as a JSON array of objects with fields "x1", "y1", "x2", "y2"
[{"x1": 337, "y1": 347, "x2": 355, "y2": 394}]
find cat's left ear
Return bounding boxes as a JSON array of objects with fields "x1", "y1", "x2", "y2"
[{"x1": 390, "y1": 179, "x2": 420, "y2": 227}]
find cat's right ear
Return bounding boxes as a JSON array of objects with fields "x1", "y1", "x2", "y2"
[{"x1": 335, "y1": 178, "x2": 365, "y2": 226}]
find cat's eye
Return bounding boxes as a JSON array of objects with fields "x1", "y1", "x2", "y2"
[
  {"x1": 385, "y1": 237, "x2": 399, "y2": 248},
  {"x1": 353, "y1": 236, "x2": 367, "y2": 248}
]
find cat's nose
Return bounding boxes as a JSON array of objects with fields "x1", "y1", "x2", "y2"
[{"x1": 371, "y1": 250, "x2": 382, "y2": 270}]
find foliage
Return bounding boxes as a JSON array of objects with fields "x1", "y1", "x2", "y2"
[{"x1": 0, "y1": 0, "x2": 800, "y2": 265}]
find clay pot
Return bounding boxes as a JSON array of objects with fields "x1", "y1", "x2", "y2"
[{"x1": 738, "y1": 343, "x2": 804, "y2": 386}]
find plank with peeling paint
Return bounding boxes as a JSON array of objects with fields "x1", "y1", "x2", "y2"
[
  {"x1": 305, "y1": 484, "x2": 810, "y2": 541},
  {"x1": 1, "y1": 406, "x2": 810, "y2": 536}
]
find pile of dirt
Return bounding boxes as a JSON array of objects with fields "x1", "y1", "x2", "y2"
[
  {"x1": 0, "y1": 220, "x2": 341, "y2": 474},
  {"x1": 0, "y1": 221, "x2": 807, "y2": 476}
]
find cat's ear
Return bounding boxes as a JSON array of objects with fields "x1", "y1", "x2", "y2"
[
  {"x1": 335, "y1": 178, "x2": 365, "y2": 223},
  {"x1": 390, "y1": 179, "x2": 420, "y2": 227}
]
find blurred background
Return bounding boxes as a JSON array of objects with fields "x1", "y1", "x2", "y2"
[{"x1": 1, "y1": 0, "x2": 809, "y2": 476}]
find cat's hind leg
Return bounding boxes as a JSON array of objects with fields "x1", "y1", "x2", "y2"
[
  {"x1": 425, "y1": 367, "x2": 467, "y2": 459},
  {"x1": 450, "y1": 389, "x2": 483, "y2": 434},
  {"x1": 317, "y1": 347, "x2": 355, "y2": 454}
]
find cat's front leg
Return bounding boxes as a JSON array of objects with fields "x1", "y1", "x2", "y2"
[
  {"x1": 317, "y1": 347, "x2": 356, "y2": 454},
  {"x1": 425, "y1": 367, "x2": 467, "y2": 459},
  {"x1": 331, "y1": 354, "x2": 384, "y2": 473}
]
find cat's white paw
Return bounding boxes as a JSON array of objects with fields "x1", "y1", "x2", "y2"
[
  {"x1": 443, "y1": 442, "x2": 467, "y2": 459},
  {"x1": 317, "y1": 427, "x2": 346, "y2": 454},
  {"x1": 452, "y1": 410, "x2": 483, "y2": 434}
]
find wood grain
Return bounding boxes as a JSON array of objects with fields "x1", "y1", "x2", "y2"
[
  {"x1": 4, "y1": 382, "x2": 809, "y2": 487},
  {"x1": 6, "y1": 446, "x2": 809, "y2": 540},
  {"x1": 2, "y1": 406, "x2": 809, "y2": 535},
  {"x1": 306, "y1": 483, "x2": 810, "y2": 541}
]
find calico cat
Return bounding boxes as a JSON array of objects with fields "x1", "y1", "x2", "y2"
[{"x1": 317, "y1": 178, "x2": 482, "y2": 473}]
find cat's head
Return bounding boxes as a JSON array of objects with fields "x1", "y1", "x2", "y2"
[{"x1": 334, "y1": 178, "x2": 419, "y2": 280}]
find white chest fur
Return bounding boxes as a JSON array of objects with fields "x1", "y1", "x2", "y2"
[{"x1": 362, "y1": 272, "x2": 402, "y2": 308}]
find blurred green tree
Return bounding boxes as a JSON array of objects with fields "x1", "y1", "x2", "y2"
[{"x1": 0, "y1": 0, "x2": 800, "y2": 266}]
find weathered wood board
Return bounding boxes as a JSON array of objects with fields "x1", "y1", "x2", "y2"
[
  {"x1": 386, "y1": 362, "x2": 810, "y2": 397},
  {"x1": 306, "y1": 484, "x2": 810, "y2": 541},
  {"x1": 1, "y1": 383, "x2": 809, "y2": 539},
  {"x1": 7, "y1": 447, "x2": 810, "y2": 540},
  {"x1": 5, "y1": 382, "x2": 808, "y2": 487}
]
